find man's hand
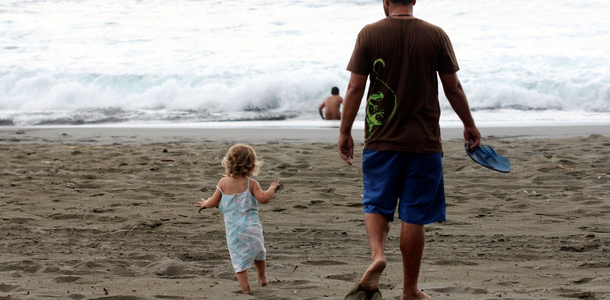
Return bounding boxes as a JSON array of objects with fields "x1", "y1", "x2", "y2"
[
  {"x1": 464, "y1": 125, "x2": 481, "y2": 150},
  {"x1": 338, "y1": 133, "x2": 354, "y2": 166}
]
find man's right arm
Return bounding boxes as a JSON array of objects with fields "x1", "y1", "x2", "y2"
[
  {"x1": 439, "y1": 72, "x2": 481, "y2": 149},
  {"x1": 338, "y1": 73, "x2": 368, "y2": 165}
]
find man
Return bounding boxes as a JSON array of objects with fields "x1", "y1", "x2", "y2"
[
  {"x1": 319, "y1": 86, "x2": 344, "y2": 120},
  {"x1": 338, "y1": 0, "x2": 481, "y2": 299}
]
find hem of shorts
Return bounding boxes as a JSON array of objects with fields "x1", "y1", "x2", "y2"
[{"x1": 399, "y1": 216, "x2": 447, "y2": 225}]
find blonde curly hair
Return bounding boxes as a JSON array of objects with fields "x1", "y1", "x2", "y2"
[{"x1": 221, "y1": 144, "x2": 261, "y2": 177}]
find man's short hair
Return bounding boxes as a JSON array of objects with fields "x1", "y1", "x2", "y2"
[
  {"x1": 331, "y1": 87, "x2": 340, "y2": 95},
  {"x1": 390, "y1": 0, "x2": 414, "y2": 4}
]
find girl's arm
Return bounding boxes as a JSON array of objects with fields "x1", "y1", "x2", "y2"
[
  {"x1": 251, "y1": 179, "x2": 283, "y2": 204},
  {"x1": 196, "y1": 187, "x2": 222, "y2": 212}
]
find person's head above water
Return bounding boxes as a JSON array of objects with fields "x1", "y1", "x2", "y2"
[{"x1": 331, "y1": 86, "x2": 339, "y2": 95}]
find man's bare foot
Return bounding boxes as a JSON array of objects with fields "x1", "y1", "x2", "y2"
[
  {"x1": 401, "y1": 289, "x2": 432, "y2": 300},
  {"x1": 360, "y1": 257, "x2": 386, "y2": 291},
  {"x1": 258, "y1": 275, "x2": 268, "y2": 287}
]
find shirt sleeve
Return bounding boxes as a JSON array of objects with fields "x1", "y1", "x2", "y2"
[
  {"x1": 347, "y1": 27, "x2": 372, "y2": 75},
  {"x1": 437, "y1": 29, "x2": 460, "y2": 74}
]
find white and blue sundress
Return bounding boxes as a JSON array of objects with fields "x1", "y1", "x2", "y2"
[{"x1": 218, "y1": 178, "x2": 266, "y2": 273}]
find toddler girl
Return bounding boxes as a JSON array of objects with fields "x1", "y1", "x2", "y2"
[{"x1": 196, "y1": 144, "x2": 282, "y2": 295}]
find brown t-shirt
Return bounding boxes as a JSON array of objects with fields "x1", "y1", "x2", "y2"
[{"x1": 347, "y1": 18, "x2": 459, "y2": 153}]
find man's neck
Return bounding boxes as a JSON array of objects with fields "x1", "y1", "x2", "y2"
[{"x1": 388, "y1": 5, "x2": 414, "y2": 18}]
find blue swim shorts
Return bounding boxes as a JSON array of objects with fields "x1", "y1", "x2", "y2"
[{"x1": 361, "y1": 148, "x2": 446, "y2": 224}]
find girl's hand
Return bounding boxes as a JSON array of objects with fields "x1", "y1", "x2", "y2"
[
  {"x1": 196, "y1": 198, "x2": 207, "y2": 213},
  {"x1": 270, "y1": 180, "x2": 283, "y2": 192}
]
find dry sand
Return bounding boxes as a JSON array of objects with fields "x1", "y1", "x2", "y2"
[{"x1": 1, "y1": 126, "x2": 610, "y2": 300}]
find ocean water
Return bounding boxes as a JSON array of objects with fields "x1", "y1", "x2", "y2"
[{"x1": 1, "y1": 0, "x2": 609, "y2": 127}]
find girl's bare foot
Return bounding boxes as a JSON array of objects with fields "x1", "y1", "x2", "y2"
[
  {"x1": 258, "y1": 275, "x2": 268, "y2": 287},
  {"x1": 254, "y1": 260, "x2": 267, "y2": 287},
  {"x1": 241, "y1": 286, "x2": 252, "y2": 295}
]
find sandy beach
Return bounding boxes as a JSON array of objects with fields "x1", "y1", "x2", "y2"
[{"x1": 1, "y1": 125, "x2": 610, "y2": 300}]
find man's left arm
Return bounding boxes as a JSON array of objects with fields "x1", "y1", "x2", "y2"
[
  {"x1": 338, "y1": 73, "x2": 367, "y2": 165},
  {"x1": 318, "y1": 101, "x2": 326, "y2": 119}
]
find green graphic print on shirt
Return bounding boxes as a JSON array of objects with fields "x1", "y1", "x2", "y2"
[{"x1": 366, "y1": 58, "x2": 397, "y2": 134}]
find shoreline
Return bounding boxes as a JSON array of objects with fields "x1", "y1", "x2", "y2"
[{"x1": 1, "y1": 124, "x2": 610, "y2": 145}]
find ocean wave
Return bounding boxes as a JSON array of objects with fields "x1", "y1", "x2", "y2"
[
  {"x1": 2, "y1": 65, "x2": 609, "y2": 114},
  {"x1": 0, "y1": 68, "x2": 344, "y2": 113},
  {"x1": 1, "y1": 0, "x2": 609, "y2": 126}
]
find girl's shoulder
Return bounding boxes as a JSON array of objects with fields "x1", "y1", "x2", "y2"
[
  {"x1": 248, "y1": 178, "x2": 260, "y2": 192},
  {"x1": 217, "y1": 175, "x2": 229, "y2": 186},
  {"x1": 217, "y1": 176, "x2": 234, "y2": 191}
]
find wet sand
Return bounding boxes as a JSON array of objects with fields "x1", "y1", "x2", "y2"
[{"x1": 1, "y1": 126, "x2": 609, "y2": 300}]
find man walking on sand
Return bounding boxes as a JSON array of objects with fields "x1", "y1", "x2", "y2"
[
  {"x1": 319, "y1": 86, "x2": 344, "y2": 120},
  {"x1": 338, "y1": 0, "x2": 481, "y2": 299}
]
